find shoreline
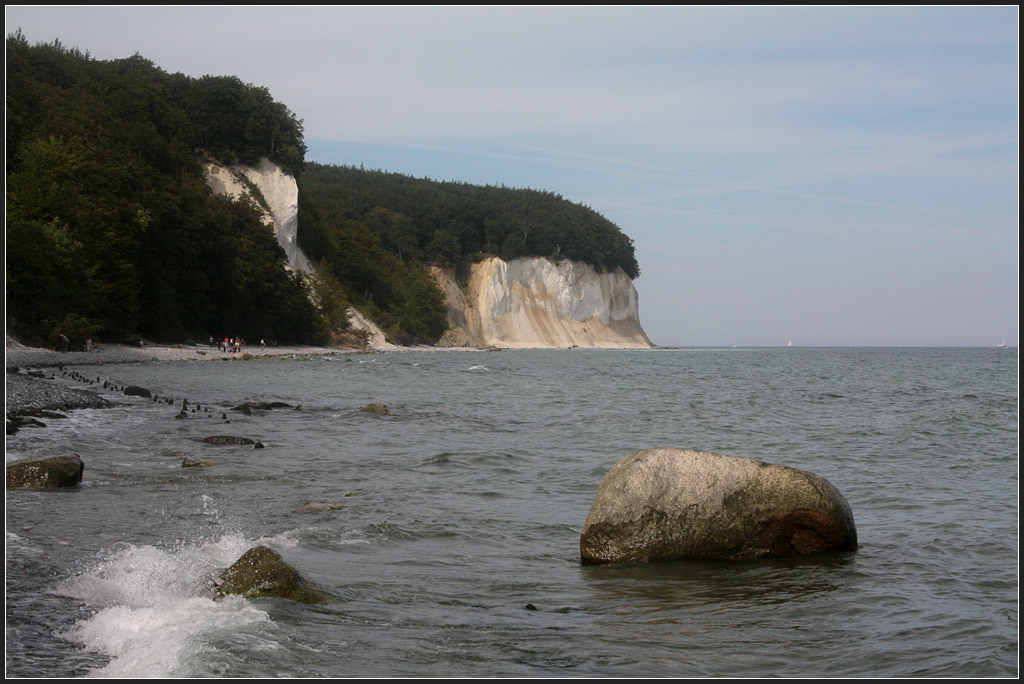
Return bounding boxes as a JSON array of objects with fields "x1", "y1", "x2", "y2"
[
  {"x1": 4, "y1": 341, "x2": 359, "y2": 419},
  {"x1": 3, "y1": 340, "x2": 492, "y2": 418},
  {"x1": 4, "y1": 341, "x2": 363, "y2": 370},
  {"x1": 3, "y1": 339, "x2": 640, "y2": 418},
  {"x1": 4, "y1": 339, "x2": 648, "y2": 371}
]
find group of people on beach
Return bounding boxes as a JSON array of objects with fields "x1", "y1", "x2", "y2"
[
  {"x1": 214, "y1": 336, "x2": 245, "y2": 353},
  {"x1": 210, "y1": 336, "x2": 269, "y2": 353}
]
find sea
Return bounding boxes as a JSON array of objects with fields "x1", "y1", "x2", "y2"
[{"x1": 4, "y1": 347, "x2": 1018, "y2": 677}]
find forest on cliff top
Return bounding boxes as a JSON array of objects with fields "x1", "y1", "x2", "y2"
[{"x1": 5, "y1": 32, "x2": 639, "y2": 347}]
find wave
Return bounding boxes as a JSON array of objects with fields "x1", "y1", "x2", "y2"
[{"x1": 55, "y1": 533, "x2": 299, "y2": 677}]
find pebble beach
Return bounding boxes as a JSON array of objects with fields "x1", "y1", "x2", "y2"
[{"x1": 4, "y1": 338, "x2": 351, "y2": 416}]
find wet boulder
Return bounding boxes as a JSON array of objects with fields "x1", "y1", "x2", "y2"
[
  {"x1": 231, "y1": 401, "x2": 293, "y2": 414},
  {"x1": 201, "y1": 435, "x2": 256, "y2": 445},
  {"x1": 6, "y1": 453, "x2": 84, "y2": 488},
  {"x1": 6, "y1": 415, "x2": 47, "y2": 434},
  {"x1": 580, "y1": 448, "x2": 857, "y2": 565},
  {"x1": 123, "y1": 385, "x2": 152, "y2": 398},
  {"x1": 215, "y1": 545, "x2": 329, "y2": 604}
]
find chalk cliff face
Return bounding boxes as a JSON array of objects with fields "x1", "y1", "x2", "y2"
[
  {"x1": 203, "y1": 158, "x2": 311, "y2": 273},
  {"x1": 434, "y1": 257, "x2": 653, "y2": 349},
  {"x1": 202, "y1": 162, "x2": 650, "y2": 349},
  {"x1": 204, "y1": 157, "x2": 392, "y2": 347}
]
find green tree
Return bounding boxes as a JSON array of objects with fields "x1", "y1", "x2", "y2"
[{"x1": 309, "y1": 259, "x2": 351, "y2": 333}]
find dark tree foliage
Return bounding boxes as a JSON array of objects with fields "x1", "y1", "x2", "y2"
[
  {"x1": 5, "y1": 32, "x2": 318, "y2": 346},
  {"x1": 297, "y1": 189, "x2": 448, "y2": 345},
  {"x1": 185, "y1": 75, "x2": 306, "y2": 176},
  {"x1": 298, "y1": 163, "x2": 641, "y2": 279}
]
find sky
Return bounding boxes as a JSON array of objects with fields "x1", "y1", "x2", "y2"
[{"x1": 6, "y1": 6, "x2": 1019, "y2": 347}]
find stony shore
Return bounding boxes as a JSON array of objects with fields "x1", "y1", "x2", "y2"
[
  {"x1": 5, "y1": 339, "x2": 484, "y2": 418},
  {"x1": 4, "y1": 340, "x2": 353, "y2": 417},
  {"x1": 5, "y1": 339, "x2": 354, "y2": 369}
]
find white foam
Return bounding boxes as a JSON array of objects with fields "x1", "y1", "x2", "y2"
[
  {"x1": 63, "y1": 595, "x2": 268, "y2": 677},
  {"x1": 57, "y1": 533, "x2": 285, "y2": 677}
]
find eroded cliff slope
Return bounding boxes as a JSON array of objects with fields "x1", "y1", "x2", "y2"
[
  {"x1": 435, "y1": 257, "x2": 653, "y2": 349},
  {"x1": 204, "y1": 157, "x2": 311, "y2": 274}
]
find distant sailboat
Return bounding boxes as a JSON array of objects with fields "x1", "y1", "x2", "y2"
[
  {"x1": 787, "y1": 339, "x2": 793, "y2": 348},
  {"x1": 997, "y1": 338, "x2": 1007, "y2": 348}
]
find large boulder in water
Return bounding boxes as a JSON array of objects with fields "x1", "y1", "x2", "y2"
[
  {"x1": 6, "y1": 453, "x2": 84, "y2": 488},
  {"x1": 580, "y1": 448, "x2": 857, "y2": 565},
  {"x1": 215, "y1": 545, "x2": 329, "y2": 604}
]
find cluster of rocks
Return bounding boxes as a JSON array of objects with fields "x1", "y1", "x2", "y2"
[
  {"x1": 6, "y1": 454, "x2": 331, "y2": 605},
  {"x1": 6, "y1": 371, "x2": 114, "y2": 414},
  {"x1": 5, "y1": 365, "x2": 388, "y2": 605},
  {"x1": 5, "y1": 370, "x2": 117, "y2": 435}
]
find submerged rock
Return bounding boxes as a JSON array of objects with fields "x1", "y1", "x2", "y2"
[
  {"x1": 26, "y1": 410, "x2": 69, "y2": 420},
  {"x1": 6, "y1": 453, "x2": 84, "y2": 488},
  {"x1": 6, "y1": 415, "x2": 47, "y2": 434},
  {"x1": 231, "y1": 401, "x2": 293, "y2": 414},
  {"x1": 200, "y1": 435, "x2": 256, "y2": 445},
  {"x1": 182, "y1": 457, "x2": 216, "y2": 468},
  {"x1": 359, "y1": 402, "x2": 389, "y2": 416},
  {"x1": 296, "y1": 499, "x2": 348, "y2": 513},
  {"x1": 580, "y1": 448, "x2": 857, "y2": 565},
  {"x1": 215, "y1": 545, "x2": 329, "y2": 604},
  {"x1": 123, "y1": 385, "x2": 152, "y2": 398}
]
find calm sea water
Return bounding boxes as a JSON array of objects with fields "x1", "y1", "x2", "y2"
[{"x1": 5, "y1": 347, "x2": 1018, "y2": 677}]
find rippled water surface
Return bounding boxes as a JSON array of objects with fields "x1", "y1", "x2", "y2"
[{"x1": 5, "y1": 347, "x2": 1018, "y2": 677}]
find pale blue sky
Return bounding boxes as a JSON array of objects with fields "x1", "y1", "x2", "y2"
[{"x1": 6, "y1": 6, "x2": 1018, "y2": 346}]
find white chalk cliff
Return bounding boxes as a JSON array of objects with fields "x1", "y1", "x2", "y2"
[
  {"x1": 204, "y1": 157, "x2": 384, "y2": 345},
  {"x1": 203, "y1": 157, "x2": 311, "y2": 274},
  {"x1": 202, "y1": 159, "x2": 651, "y2": 350},
  {"x1": 434, "y1": 257, "x2": 653, "y2": 349}
]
